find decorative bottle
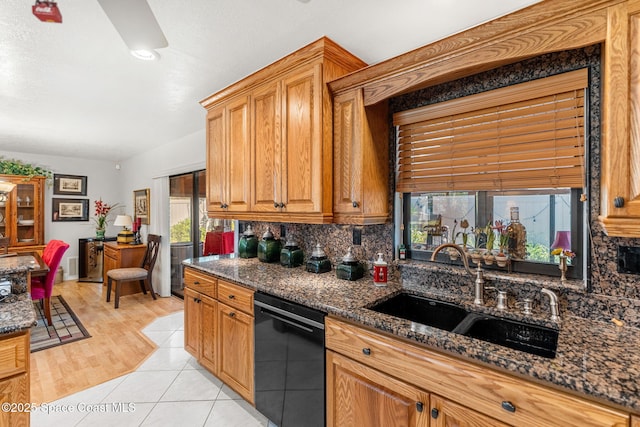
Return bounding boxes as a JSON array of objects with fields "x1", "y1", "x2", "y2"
[{"x1": 507, "y1": 207, "x2": 527, "y2": 260}]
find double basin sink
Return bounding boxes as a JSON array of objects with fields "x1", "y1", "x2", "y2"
[{"x1": 369, "y1": 293, "x2": 559, "y2": 358}]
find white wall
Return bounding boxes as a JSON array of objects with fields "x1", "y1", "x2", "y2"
[{"x1": 4, "y1": 127, "x2": 206, "y2": 289}]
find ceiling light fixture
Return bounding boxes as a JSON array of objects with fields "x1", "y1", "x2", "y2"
[{"x1": 130, "y1": 49, "x2": 159, "y2": 61}]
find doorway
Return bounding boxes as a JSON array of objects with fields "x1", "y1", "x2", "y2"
[{"x1": 169, "y1": 170, "x2": 207, "y2": 298}]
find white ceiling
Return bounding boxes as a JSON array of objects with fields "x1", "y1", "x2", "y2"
[{"x1": 1, "y1": 0, "x2": 540, "y2": 162}]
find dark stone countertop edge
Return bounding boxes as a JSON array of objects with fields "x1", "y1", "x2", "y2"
[
  {"x1": 183, "y1": 256, "x2": 640, "y2": 414},
  {"x1": 0, "y1": 293, "x2": 38, "y2": 334}
]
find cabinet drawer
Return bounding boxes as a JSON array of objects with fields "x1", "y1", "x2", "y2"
[
  {"x1": 217, "y1": 280, "x2": 253, "y2": 315},
  {"x1": 183, "y1": 268, "x2": 217, "y2": 299},
  {"x1": 103, "y1": 244, "x2": 118, "y2": 260},
  {"x1": 0, "y1": 333, "x2": 28, "y2": 378},
  {"x1": 326, "y1": 317, "x2": 630, "y2": 427}
]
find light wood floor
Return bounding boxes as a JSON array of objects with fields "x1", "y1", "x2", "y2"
[{"x1": 30, "y1": 280, "x2": 184, "y2": 404}]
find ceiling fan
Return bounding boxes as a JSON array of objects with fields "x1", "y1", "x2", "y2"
[{"x1": 97, "y1": 0, "x2": 168, "y2": 60}]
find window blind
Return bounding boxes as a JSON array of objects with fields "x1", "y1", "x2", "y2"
[{"x1": 394, "y1": 68, "x2": 588, "y2": 193}]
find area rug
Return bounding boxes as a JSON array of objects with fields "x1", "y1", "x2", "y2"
[{"x1": 30, "y1": 295, "x2": 91, "y2": 352}]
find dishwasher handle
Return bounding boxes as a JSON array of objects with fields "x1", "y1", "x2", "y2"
[{"x1": 255, "y1": 299, "x2": 325, "y2": 331}]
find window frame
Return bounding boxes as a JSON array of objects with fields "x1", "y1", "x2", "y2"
[{"x1": 401, "y1": 189, "x2": 584, "y2": 279}]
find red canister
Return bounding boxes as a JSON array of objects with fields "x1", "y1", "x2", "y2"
[{"x1": 373, "y1": 253, "x2": 388, "y2": 285}]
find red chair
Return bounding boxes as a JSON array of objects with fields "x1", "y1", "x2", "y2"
[{"x1": 31, "y1": 240, "x2": 70, "y2": 326}]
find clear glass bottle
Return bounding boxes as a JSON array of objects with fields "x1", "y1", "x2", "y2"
[{"x1": 507, "y1": 207, "x2": 527, "y2": 260}]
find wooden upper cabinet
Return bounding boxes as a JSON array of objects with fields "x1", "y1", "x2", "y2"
[
  {"x1": 206, "y1": 95, "x2": 251, "y2": 214},
  {"x1": 332, "y1": 89, "x2": 389, "y2": 224},
  {"x1": 599, "y1": 2, "x2": 640, "y2": 237},
  {"x1": 0, "y1": 174, "x2": 45, "y2": 251},
  {"x1": 201, "y1": 37, "x2": 367, "y2": 223}
]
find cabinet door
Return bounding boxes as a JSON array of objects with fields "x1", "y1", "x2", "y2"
[
  {"x1": 0, "y1": 374, "x2": 29, "y2": 427},
  {"x1": 0, "y1": 175, "x2": 45, "y2": 248},
  {"x1": 206, "y1": 106, "x2": 226, "y2": 213},
  {"x1": 226, "y1": 95, "x2": 251, "y2": 212},
  {"x1": 184, "y1": 288, "x2": 201, "y2": 359},
  {"x1": 430, "y1": 394, "x2": 510, "y2": 427},
  {"x1": 199, "y1": 294, "x2": 217, "y2": 373},
  {"x1": 327, "y1": 351, "x2": 429, "y2": 427},
  {"x1": 600, "y1": 4, "x2": 640, "y2": 236},
  {"x1": 333, "y1": 91, "x2": 363, "y2": 217},
  {"x1": 333, "y1": 90, "x2": 389, "y2": 225},
  {"x1": 281, "y1": 64, "x2": 324, "y2": 213},
  {"x1": 217, "y1": 302, "x2": 254, "y2": 403},
  {"x1": 252, "y1": 81, "x2": 281, "y2": 212}
]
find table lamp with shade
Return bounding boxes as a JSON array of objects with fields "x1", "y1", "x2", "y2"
[
  {"x1": 114, "y1": 215, "x2": 134, "y2": 244},
  {"x1": 550, "y1": 230, "x2": 571, "y2": 282}
]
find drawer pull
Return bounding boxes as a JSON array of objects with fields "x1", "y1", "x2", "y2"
[
  {"x1": 614, "y1": 196, "x2": 625, "y2": 208},
  {"x1": 228, "y1": 295, "x2": 235, "y2": 299},
  {"x1": 229, "y1": 312, "x2": 236, "y2": 318},
  {"x1": 362, "y1": 348, "x2": 371, "y2": 356},
  {"x1": 193, "y1": 281, "x2": 200, "y2": 285},
  {"x1": 501, "y1": 401, "x2": 516, "y2": 413},
  {"x1": 431, "y1": 408, "x2": 439, "y2": 419},
  {"x1": 415, "y1": 402, "x2": 423, "y2": 412}
]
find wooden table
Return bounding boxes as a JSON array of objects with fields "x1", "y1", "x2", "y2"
[{"x1": 102, "y1": 242, "x2": 147, "y2": 297}]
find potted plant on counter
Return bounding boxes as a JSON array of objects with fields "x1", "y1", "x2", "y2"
[
  {"x1": 494, "y1": 220, "x2": 510, "y2": 267},
  {"x1": 483, "y1": 222, "x2": 496, "y2": 265}
]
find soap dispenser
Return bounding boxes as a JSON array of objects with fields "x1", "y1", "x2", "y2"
[
  {"x1": 373, "y1": 253, "x2": 388, "y2": 285},
  {"x1": 238, "y1": 225, "x2": 258, "y2": 258},
  {"x1": 280, "y1": 237, "x2": 304, "y2": 268},
  {"x1": 258, "y1": 227, "x2": 281, "y2": 263},
  {"x1": 336, "y1": 247, "x2": 364, "y2": 281},
  {"x1": 306, "y1": 243, "x2": 332, "y2": 274}
]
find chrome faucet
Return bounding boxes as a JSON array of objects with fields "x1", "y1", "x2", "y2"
[
  {"x1": 431, "y1": 243, "x2": 486, "y2": 306},
  {"x1": 541, "y1": 288, "x2": 560, "y2": 322}
]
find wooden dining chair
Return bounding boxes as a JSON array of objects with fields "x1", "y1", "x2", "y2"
[{"x1": 106, "y1": 234, "x2": 161, "y2": 309}]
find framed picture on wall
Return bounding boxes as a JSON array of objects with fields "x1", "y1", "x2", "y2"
[
  {"x1": 52, "y1": 198, "x2": 89, "y2": 221},
  {"x1": 133, "y1": 188, "x2": 150, "y2": 225},
  {"x1": 53, "y1": 174, "x2": 88, "y2": 196}
]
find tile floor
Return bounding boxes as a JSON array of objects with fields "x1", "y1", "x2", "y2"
[{"x1": 31, "y1": 311, "x2": 270, "y2": 427}]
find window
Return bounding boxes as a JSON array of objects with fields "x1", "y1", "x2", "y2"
[
  {"x1": 394, "y1": 70, "x2": 588, "y2": 279},
  {"x1": 402, "y1": 189, "x2": 583, "y2": 278}
]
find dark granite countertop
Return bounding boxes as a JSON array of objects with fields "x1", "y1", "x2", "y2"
[
  {"x1": 0, "y1": 292, "x2": 37, "y2": 334},
  {"x1": 184, "y1": 255, "x2": 640, "y2": 414}
]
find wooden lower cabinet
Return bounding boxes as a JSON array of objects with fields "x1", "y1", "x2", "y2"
[
  {"x1": 326, "y1": 317, "x2": 632, "y2": 427},
  {"x1": 0, "y1": 331, "x2": 30, "y2": 427},
  {"x1": 184, "y1": 288, "x2": 217, "y2": 373},
  {"x1": 217, "y1": 301, "x2": 254, "y2": 403},
  {"x1": 183, "y1": 268, "x2": 254, "y2": 404},
  {"x1": 430, "y1": 395, "x2": 509, "y2": 427},
  {"x1": 327, "y1": 350, "x2": 429, "y2": 427}
]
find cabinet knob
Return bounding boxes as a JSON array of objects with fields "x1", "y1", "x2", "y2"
[
  {"x1": 352, "y1": 201, "x2": 359, "y2": 208},
  {"x1": 193, "y1": 281, "x2": 200, "y2": 285},
  {"x1": 501, "y1": 401, "x2": 516, "y2": 413},
  {"x1": 228, "y1": 295, "x2": 235, "y2": 299},
  {"x1": 614, "y1": 197, "x2": 625, "y2": 208},
  {"x1": 362, "y1": 348, "x2": 371, "y2": 356},
  {"x1": 228, "y1": 312, "x2": 236, "y2": 318},
  {"x1": 279, "y1": 202, "x2": 286, "y2": 208},
  {"x1": 430, "y1": 408, "x2": 439, "y2": 419},
  {"x1": 415, "y1": 402, "x2": 424, "y2": 412},
  {"x1": 274, "y1": 202, "x2": 279, "y2": 208}
]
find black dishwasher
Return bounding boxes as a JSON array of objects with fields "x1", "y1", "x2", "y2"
[{"x1": 254, "y1": 291, "x2": 326, "y2": 427}]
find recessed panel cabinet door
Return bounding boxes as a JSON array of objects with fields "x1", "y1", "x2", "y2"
[
  {"x1": 252, "y1": 81, "x2": 281, "y2": 212},
  {"x1": 206, "y1": 107, "x2": 226, "y2": 213},
  {"x1": 327, "y1": 351, "x2": 429, "y2": 427},
  {"x1": 281, "y1": 64, "x2": 323, "y2": 213},
  {"x1": 183, "y1": 287, "x2": 201, "y2": 358},
  {"x1": 226, "y1": 96, "x2": 251, "y2": 212},
  {"x1": 430, "y1": 394, "x2": 510, "y2": 427}
]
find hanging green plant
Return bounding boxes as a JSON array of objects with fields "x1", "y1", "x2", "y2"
[{"x1": 0, "y1": 156, "x2": 53, "y2": 181}]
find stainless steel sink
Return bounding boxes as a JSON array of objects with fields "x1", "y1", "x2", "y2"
[
  {"x1": 369, "y1": 293, "x2": 469, "y2": 331},
  {"x1": 369, "y1": 293, "x2": 559, "y2": 358}
]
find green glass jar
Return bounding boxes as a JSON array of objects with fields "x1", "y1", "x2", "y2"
[
  {"x1": 258, "y1": 227, "x2": 281, "y2": 263},
  {"x1": 306, "y1": 243, "x2": 332, "y2": 274},
  {"x1": 336, "y1": 247, "x2": 364, "y2": 281},
  {"x1": 238, "y1": 225, "x2": 258, "y2": 258},
  {"x1": 280, "y1": 238, "x2": 304, "y2": 268}
]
